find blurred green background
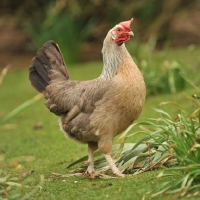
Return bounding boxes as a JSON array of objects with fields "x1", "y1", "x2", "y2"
[{"x1": 1, "y1": 0, "x2": 200, "y2": 62}]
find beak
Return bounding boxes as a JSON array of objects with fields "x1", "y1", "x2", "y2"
[{"x1": 127, "y1": 31, "x2": 134, "y2": 36}]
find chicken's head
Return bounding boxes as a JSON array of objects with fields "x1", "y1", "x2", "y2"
[{"x1": 112, "y1": 18, "x2": 134, "y2": 46}]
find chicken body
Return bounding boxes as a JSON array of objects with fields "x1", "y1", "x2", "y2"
[{"x1": 29, "y1": 19, "x2": 146, "y2": 177}]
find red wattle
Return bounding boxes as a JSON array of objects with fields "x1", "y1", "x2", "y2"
[{"x1": 114, "y1": 35, "x2": 130, "y2": 46}]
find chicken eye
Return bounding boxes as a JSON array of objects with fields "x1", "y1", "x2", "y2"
[{"x1": 117, "y1": 28, "x2": 121, "y2": 32}]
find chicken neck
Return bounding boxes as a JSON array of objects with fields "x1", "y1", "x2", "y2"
[{"x1": 100, "y1": 33, "x2": 132, "y2": 80}]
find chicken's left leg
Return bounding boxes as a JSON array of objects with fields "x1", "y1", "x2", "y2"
[
  {"x1": 98, "y1": 138, "x2": 124, "y2": 177},
  {"x1": 103, "y1": 154, "x2": 124, "y2": 177},
  {"x1": 85, "y1": 142, "x2": 98, "y2": 174}
]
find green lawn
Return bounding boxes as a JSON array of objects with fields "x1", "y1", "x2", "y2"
[{"x1": 0, "y1": 47, "x2": 199, "y2": 200}]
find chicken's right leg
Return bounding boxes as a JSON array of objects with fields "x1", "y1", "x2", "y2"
[{"x1": 85, "y1": 142, "x2": 98, "y2": 174}]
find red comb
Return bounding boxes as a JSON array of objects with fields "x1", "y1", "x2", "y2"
[{"x1": 119, "y1": 18, "x2": 134, "y2": 30}]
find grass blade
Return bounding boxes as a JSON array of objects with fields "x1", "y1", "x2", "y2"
[{"x1": 0, "y1": 93, "x2": 43, "y2": 128}]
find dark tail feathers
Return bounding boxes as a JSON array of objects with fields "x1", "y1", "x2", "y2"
[{"x1": 29, "y1": 40, "x2": 69, "y2": 93}]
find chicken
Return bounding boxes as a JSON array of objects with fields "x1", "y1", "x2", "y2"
[{"x1": 29, "y1": 18, "x2": 146, "y2": 177}]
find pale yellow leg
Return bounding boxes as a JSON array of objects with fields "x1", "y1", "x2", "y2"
[
  {"x1": 103, "y1": 154, "x2": 124, "y2": 177},
  {"x1": 85, "y1": 142, "x2": 98, "y2": 174},
  {"x1": 86, "y1": 147, "x2": 95, "y2": 173}
]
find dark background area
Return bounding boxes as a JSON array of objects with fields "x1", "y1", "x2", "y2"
[{"x1": 0, "y1": 0, "x2": 200, "y2": 67}]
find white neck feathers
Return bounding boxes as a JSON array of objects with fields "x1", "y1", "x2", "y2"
[{"x1": 99, "y1": 32, "x2": 131, "y2": 80}]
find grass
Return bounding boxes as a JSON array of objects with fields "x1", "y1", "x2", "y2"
[
  {"x1": 24, "y1": 3, "x2": 97, "y2": 64},
  {"x1": 127, "y1": 40, "x2": 200, "y2": 96},
  {"x1": 0, "y1": 46, "x2": 200, "y2": 200}
]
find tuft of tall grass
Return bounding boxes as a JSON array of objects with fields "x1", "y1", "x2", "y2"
[
  {"x1": 147, "y1": 93, "x2": 200, "y2": 198},
  {"x1": 24, "y1": 3, "x2": 97, "y2": 64},
  {"x1": 127, "y1": 37, "x2": 186, "y2": 97}
]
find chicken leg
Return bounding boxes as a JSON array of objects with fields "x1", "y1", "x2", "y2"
[
  {"x1": 98, "y1": 137, "x2": 124, "y2": 177},
  {"x1": 103, "y1": 154, "x2": 124, "y2": 177},
  {"x1": 85, "y1": 142, "x2": 98, "y2": 174}
]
